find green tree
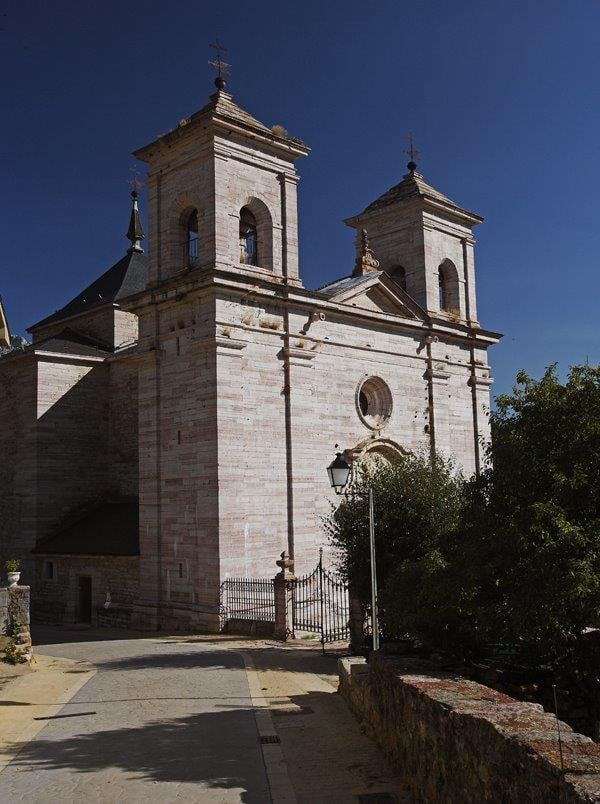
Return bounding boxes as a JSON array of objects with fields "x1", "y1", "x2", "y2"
[
  {"x1": 326, "y1": 364, "x2": 600, "y2": 734},
  {"x1": 467, "y1": 366, "x2": 600, "y2": 732},
  {"x1": 323, "y1": 452, "x2": 464, "y2": 629},
  {"x1": 473, "y1": 365, "x2": 600, "y2": 651}
]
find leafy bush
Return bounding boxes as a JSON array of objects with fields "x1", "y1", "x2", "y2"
[
  {"x1": 2, "y1": 640, "x2": 24, "y2": 665},
  {"x1": 323, "y1": 452, "x2": 464, "y2": 628},
  {"x1": 5, "y1": 559, "x2": 20, "y2": 573}
]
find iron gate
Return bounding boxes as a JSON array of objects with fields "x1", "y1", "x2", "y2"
[
  {"x1": 219, "y1": 577, "x2": 275, "y2": 631},
  {"x1": 293, "y1": 550, "x2": 350, "y2": 648},
  {"x1": 219, "y1": 553, "x2": 350, "y2": 648}
]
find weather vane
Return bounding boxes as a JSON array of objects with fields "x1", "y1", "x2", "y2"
[
  {"x1": 209, "y1": 39, "x2": 231, "y2": 88},
  {"x1": 128, "y1": 165, "x2": 144, "y2": 195},
  {"x1": 406, "y1": 132, "x2": 420, "y2": 172}
]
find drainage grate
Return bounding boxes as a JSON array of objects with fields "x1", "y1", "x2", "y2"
[{"x1": 260, "y1": 735, "x2": 281, "y2": 744}]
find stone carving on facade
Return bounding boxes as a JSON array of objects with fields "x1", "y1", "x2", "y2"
[{"x1": 352, "y1": 229, "x2": 380, "y2": 277}]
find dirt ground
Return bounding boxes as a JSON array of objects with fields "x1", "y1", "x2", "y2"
[{"x1": 0, "y1": 655, "x2": 32, "y2": 691}]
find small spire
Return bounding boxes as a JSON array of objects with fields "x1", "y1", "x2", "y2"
[
  {"x1": 126, "y1": 190, "x2": 145, "y2": 253},
  {"x1": 209, "y1": 39, "x2": 231, "y2": 92},
  {"x1": 406, "y1": 132, "x2": 420, "y2": 174},
  {"x1": 352, "y1": 229, "x2": 380, "y2": 277}
]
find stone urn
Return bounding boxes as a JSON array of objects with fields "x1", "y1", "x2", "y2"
[{"x1": 7, "y1": 571, "x2": 21, "y2": 588}]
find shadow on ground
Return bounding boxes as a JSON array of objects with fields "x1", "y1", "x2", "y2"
[
  {"x1": 7, "y1": 707, "x2": 270, "y2": 802},
  {"x1": 32, "y1": 626, "x2": 348, "y2": 678},
  {"x1": 4, "y1": 684, "x2": 407, "y2": 801}
]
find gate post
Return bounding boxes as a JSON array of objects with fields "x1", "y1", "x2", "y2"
[{"x1": 274, "y1": 551, "x2": 295, "y2": 641}]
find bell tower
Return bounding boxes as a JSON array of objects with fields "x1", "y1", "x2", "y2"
[
  {"x1": 133, "y1": 74, "x2": 310, "y2": 288},
  {"x1": 345, "y1": 159, "x2": 483, "y2": 325}
]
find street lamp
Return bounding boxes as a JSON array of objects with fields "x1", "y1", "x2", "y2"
[
  {"x1": 326, "y1": 452, "x2": 352, "y2": 494},
  {"x1": 326, "y1": 451, "x2": 379, "y2": 652}
]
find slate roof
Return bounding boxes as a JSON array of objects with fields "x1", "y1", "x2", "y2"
[
  {"x1": 33, "y1": 497, "x2": 140, "y2": 556},
  {"x1": 30, "y1": 251, "x2": 148, "y2": 332},
  {"x1": 355, "y1": 170, "x2": 482, "y2": 221},
  {"x1": 126, "y1": 194, "x2": 145, "y2": 245},
  {"x1": 317, "y1": 273, "x2": 382, "y2": 297},
  {"x1": 33, "y1": 327, "x2": 112, "y2": 357}
]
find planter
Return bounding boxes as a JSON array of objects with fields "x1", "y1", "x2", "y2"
[{"x1": 7, "y1": 571, "x2": 21, "y2": 588}]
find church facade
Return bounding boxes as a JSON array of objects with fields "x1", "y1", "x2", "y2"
[{"x1": 0, "y1": 78, "x2": 500, "y2": 631}]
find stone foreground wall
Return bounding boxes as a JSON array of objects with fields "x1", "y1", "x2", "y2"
[
  {"x1": 339, "y1": 656, "x2": 600, "y2": 803},
  {"x1": 0, "y1": 586, "x2": 32, "y2": 660}
]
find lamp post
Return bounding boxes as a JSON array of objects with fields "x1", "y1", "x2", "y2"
[{"x1": 326, "y1": 452, "x2": 379, "y2": 652}]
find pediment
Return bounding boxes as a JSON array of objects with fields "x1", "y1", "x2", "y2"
[{"x1": 327, "y1": 274, "x2": 424, "y2": 321}]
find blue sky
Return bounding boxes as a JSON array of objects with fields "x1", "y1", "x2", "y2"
[{"x1": 2, "y1": 0, "x2": 599, "y2": 397}]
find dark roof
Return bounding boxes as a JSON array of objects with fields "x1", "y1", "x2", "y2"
[
  {"x1": 30, "y1": 251, "x2": 148, "y2": 332},
  {"x1": 34, "y1": 327, "x2": 112, "y2": 357},
  {"x1": 33, "y1": 497, "x2": 140, "y2": 556},
  {"x1": 317, "y1": 273, "x2": 382, "y2": 297},
  {"x1": 126, "y1": 194, "x2": 145, "y2": 245},
  {"x1": 354, "y1": 170, "x2": 482, "y2": 221}
]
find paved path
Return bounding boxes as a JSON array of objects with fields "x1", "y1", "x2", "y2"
[{"x1": 0, "y1": 630, "x2": 411, "y2": 803}]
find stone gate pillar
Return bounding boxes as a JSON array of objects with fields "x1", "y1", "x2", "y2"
[
  {"x1": 1, "y1": 585, "x2": 32, "y2": 661},
  {"x1": 273, "y1": 551, "x2": 296, "y2": 641}
]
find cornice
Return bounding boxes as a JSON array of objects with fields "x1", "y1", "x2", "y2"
[
  {"x1": 468, "y1": 375, "x2": 494, "y2": 388},
  {"x1": 278, "y1": 345, "x2": 316, "y2": 367}
]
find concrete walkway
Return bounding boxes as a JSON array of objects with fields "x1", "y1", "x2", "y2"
[{"x1": 0, "y1": 629, "x2": 411, "y2": 803}]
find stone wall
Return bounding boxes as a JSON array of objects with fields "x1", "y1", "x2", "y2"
[
  {"x1": 339, "y1": 656, "x2": 600, "y2": 804},
  {"x1": 0, "y1": 586, "x2": 32, "y2": 661},
  {"x1": 0, "y1": 354, "x2": 37, "y2": 578},
  {"x1": 135, "y1": 290, "x2": 220, "y2": 632},
  {"x1": 33, "y1": 556, "x2": 139, "y2": 627},
  {"x1": 36, "y1": 358, "x2": 109, "y2": 539},
  {"x1": 214, "y1": 290, "x2": 490, "y2": 576},
  {"x1": 108, "y1": 355, "x2": 139, "y2": 497}
]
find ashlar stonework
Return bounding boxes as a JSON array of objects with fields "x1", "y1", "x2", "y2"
[{"x1": 0, "y1": 77, "x2": 500, "y2": 631}]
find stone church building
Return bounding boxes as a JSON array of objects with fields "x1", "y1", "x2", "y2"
[{"x1": 0, "y1": 76, "x2": 499, "y2": 631}]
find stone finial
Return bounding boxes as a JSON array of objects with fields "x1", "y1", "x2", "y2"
[
  {"x1": 276, "y1": 550, "x2": 294, "y2": 573},
  {"x1": 352, "y1": 229, "x2": 380, "y2": 277}
]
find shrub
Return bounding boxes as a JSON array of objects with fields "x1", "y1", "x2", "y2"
[{"x1": 323, "y1": 452, "x2": 464, "y2": 631}]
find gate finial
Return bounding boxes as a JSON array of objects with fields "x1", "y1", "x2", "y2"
[{"x1": 276, "y1": 550, "x2": 294, "y2": 574}]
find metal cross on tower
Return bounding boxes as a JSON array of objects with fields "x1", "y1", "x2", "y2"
[
  {"x1": 128, "y1": 165, "x2": 144, "y2": 195},
  {"x1": 209, "y1": 39, "x2": 231, "y2": 89},
  {"x1": 406, "y1": 132, "x2": 420, "y2": 172}
]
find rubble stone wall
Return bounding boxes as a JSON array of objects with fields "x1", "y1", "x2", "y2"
[
  {"x1": 339, "y1": 656, "x2": 600, "y2": 804},
  {"x1": 0, "y1": 585, "x2": 32, "y2": 661}
]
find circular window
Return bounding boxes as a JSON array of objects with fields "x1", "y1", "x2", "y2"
[{"x1": 356, "y1": 376, "x2": 393, "y2": 429}]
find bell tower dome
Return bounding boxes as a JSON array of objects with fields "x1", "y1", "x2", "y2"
[
  {"x1": 133, "y1": 76, "x2": 310, "y2": 288},
  {"x1": 345, "y1": 160, "x2": 483, "y2": 325}
]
